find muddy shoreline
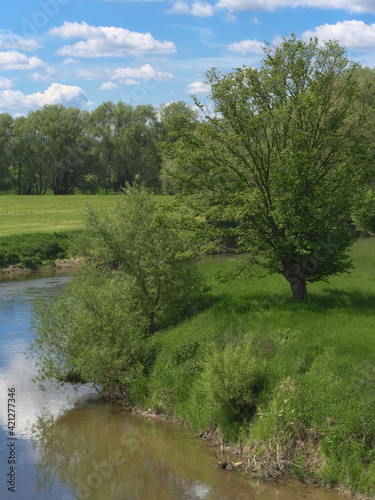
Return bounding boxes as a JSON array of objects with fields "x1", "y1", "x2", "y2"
[
  {"x1": 128, "y1": 406, "x2": 373, "y2": 500},
  {"x1": 0, "y1": 257, "x2": 85, "y2": 277}
]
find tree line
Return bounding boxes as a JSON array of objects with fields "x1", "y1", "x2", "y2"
[{"x1": 0, "y1": 100, "x2": 198, "y2": 195}]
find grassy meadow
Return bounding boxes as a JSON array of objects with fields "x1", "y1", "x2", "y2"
[{"x1": 0, "y1": 195, "x2": 118, "y2": 236}]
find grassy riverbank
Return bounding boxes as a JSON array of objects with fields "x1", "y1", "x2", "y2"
[
  {"x1": 128, "y1": 238, "x2": 375, "y2": 496},
  {"x1": 0, "y1": 195, "x2": 172, "y2": 271}
]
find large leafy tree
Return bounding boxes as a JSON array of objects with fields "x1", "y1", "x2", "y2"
[{"x1": 165, "y1": 35, "x2": 374, "y2": 301}]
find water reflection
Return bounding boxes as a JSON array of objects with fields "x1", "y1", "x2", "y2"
[{"x1": 30, "y1": 400, "x2": 275, "y2": 500}]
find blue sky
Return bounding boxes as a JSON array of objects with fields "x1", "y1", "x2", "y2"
[{"x1": 1, "y1": 0, "x2": 375, "y2": 116}]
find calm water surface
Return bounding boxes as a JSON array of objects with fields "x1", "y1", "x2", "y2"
[{"x1": 0, "y1": 272, "x2": 346, "y2": 500}]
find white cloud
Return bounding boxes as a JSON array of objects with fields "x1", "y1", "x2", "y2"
[
  {"x1": 228, "y1": 38, "x2": 265, "y2": 54},
  {"x1": 186, "y1": 81, "x2": 211, "y2": 94},
  {"x1": 0, "y1": 83, "x2": 89, "y2": 110},
  {"x1": 169, "y1": 1, "x2": 214, "y2": 16},
  {"x1": 49, "y1": 21, "x2": 176, "y2": 57},
  {"x1": 61, "y1": 58, "x2": 79, "y2": 66},
  {"x1": 0, "y1": 51, "x2": 45, "y2": 70},
  {"x1": 225, "y1": 11, "x2": 238, "y2": 22},
  {"x1": 110, "y1": 64, "x2": 174, "y2": 81},
  {"x1": 0, "y1": 76, "x2": 14, "y2": 89},
  {"x1": 120, "y1": 79, "x2": 142, "y2": 85},
  {"x1": 302, "y1": 20, "x2": 375, "y2": 50},
  {"x1": 76, "y1": 69, "x2": 102, "y2": 81},
  {"x1": 0, "y1": 32, "x2": 41, "y2": 52},
  {"x1": 31, "y1": 67, "x2": 59, "y2": 81},
  {"x1": 98, "y1": 81, "x2": 120, "y2": 90},
  {"x1": 216, "y1": 0, "x2": 375, "y2": 13}
]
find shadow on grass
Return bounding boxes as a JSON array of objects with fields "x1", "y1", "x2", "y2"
[{"x1": 208, "y1": 288, "x2": 375, "y2": 317}]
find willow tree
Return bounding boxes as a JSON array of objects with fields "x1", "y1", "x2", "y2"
[{"x1": 164, "y1": 35, "x2": 374, "y2": 301}]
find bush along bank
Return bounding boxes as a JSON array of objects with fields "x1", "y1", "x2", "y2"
[
  {"x1": 0, "y1": 231, "x2": 85, "y2": 273},
  {"x1": 29, "y1": 188, "x2": 375, "y2": 498}
]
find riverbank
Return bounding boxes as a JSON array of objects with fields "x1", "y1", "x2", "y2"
[
  {"x1": 25, "y1": 235, "x2": 375, "y2": 498},
  {"x1": 118, "y1": 237, "x2": 375, "y2": 498},
  {"x1": 1, "y1": 257, "x2": 85, "y2": 277},
  {"x1": 128, "y1": 405, "x2": 373, "y2": 500}
]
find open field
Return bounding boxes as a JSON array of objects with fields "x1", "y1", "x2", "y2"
[{"x1": 0, "y1": 195, "x2": 119, "y2": 236}]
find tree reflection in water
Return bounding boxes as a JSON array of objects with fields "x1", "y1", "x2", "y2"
[{"x1": 30, "y1": 398, "x2": 263, "y2": 500}]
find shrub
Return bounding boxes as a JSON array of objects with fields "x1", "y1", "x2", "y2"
[
  {"x1": 187, "y1": 341, "x2": 266, "y2": 441},
  {"x1": 30, "y1": 187, "x2": 203, "y2": 396}
]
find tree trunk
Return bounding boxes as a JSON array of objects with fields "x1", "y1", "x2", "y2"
[
  {"x1": 289, "y1": 277, "x2": 308, "y2": 302},
  {"x1": 148, "y1": 312, "x2": 155, "y2": 336}
]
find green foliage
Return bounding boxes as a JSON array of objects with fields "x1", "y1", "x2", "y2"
[
  {"x1": 353, "y1": 188, "x2": 375, "y2": 234},
  {"x1": 164, "y1": 35, "x2": 375, "y2": 301},
  {"x1": 85, "y1": 187, "x2": 203, "y2": 334},
  {"x1": 187, "y1": 341, "x2": 266, "y2": 441},
  {"x1": 30, "y1": 268, "x2": 147, "y2": 392},
  {"x1": 87, "y1": 102, "x2": 162, "y2": 191},
  {"x1": 0, "y1": 232, "x2": 77, "y2": 268},
  {"x1": 30, "y1": 187, "x2": 203, "y2": 394}
]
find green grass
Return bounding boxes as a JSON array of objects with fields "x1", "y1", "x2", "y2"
[
  {"x1": 0, "y1": 195, "x2": 119, "y2": 236},
  {"x1": 0, "y1": 195, "x2": 172, "y2": 236},
  {"x1": 0, "y1": 195, "x2": 171, "y2": 268},
  {"x1": 133, "y1": 238, "x2": 375, "y2": 494}
]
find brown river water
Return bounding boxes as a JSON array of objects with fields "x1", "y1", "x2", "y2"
[{"x1": 0, "y1": 272, "x2": 349, "y2": 500}]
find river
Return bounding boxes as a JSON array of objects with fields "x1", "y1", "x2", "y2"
[{"x1": 0, "y1": 272, "x2": 347, "y2": 500}]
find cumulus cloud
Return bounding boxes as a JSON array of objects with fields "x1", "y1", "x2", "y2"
[
  {"x1": 109, "y1": 64, "x2": 174, "y2": 81},
  {"x1": 120, "y1": 79, "x2": 141, "y2": 85},
  {"x1": 98, "y1": 81, "x2": 120, "y2": 90},
  {"x1": 228, "y1": 38, "x2": 265, "y2": 54},
  {"x1": 0, "y1": 51, "x2": 45, "y2": 70},
  {"x1": 61, "y1": 58, "x2": 79, "y2": 66},
  {"x1": 216, "y1": 0, "x2": 375, "y2": 13},
  {"x1": 302, "y1": 20, "x2": 375, "y2": 50},
  {"x1": 76, "y1": 69, "x2": 102, "y2": 81},
  {"x1": 0, "y1": 76, "x2": 14, "y2": 89},
  {"x1": 31, "y1": 67, "x2": 59, "y2": 81},
  {"x1": 169, "y1": 1, "x2": 214, "y2": 16},
  {"x1": 186, "y1": 81, "x2": 211, "y2": 94},
  {"x1": 49, "y1": 21, "x2": 176, "y2": 57},
  {"x1": 0, "y1": 32, "x2": 40, "y2": 52},
  {"x1": 0, "y1": 83, "x2": 89, "y2": 111}
]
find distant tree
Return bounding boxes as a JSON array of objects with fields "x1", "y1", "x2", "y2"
[
  {"x1": 11, "y1": 116, "x2": 42, "y2": 195},
  {"x1": 164, "y1": 35, "x2": 374, "y2": 301},
  {"x1": 11, "y1": 105, "x2": 96, "y2": 195},
  {"x1": 88, "y1": 102, "x2": 162, "y2": 191},
  {"x1": 159, "y1": 101, "x2": 198, "y2": 143},
  {"x1": 0, "y1": 113, "x2": 13, "y2": 193},
  {"x1": 159, "y1": 101, "x2": 199, "y2": 194}
]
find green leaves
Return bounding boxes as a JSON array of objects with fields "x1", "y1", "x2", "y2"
[
  {"x1": 30, "y1": 187, "x2": 203, "y2": 393},
  {"x1": 164, "y1": 34, "x2": 374, "y2": 301}
]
